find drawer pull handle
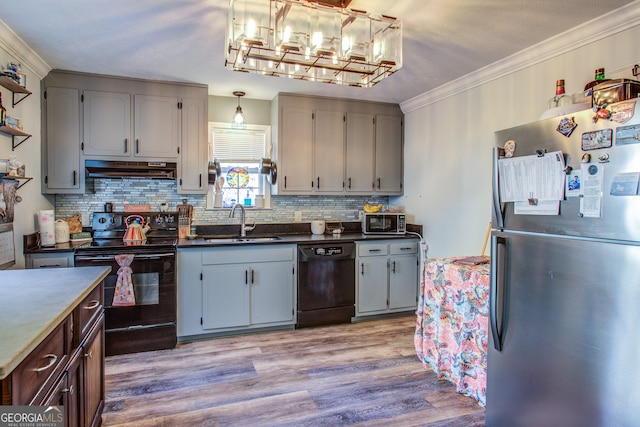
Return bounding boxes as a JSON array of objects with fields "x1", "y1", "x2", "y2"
[
  {"x1": 400, "y1": 247, "x2": 413, "y2": 250},
  {"x1": 369, "y1": 249, "x2": 382, "y2": 253},
  {"x1": 84, "y1": 300, "x2": 100, "y2": 310},
  {"x1": 34, "y1": 354, "x2": 58, "y2": 372}
]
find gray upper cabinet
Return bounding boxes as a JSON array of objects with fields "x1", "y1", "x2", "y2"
[
  {"x1": 346, "y1": 112, "x2": 375, "y2": 193},
  {"x1": 272, "y1": 94, "x2": 403, "y2": 196},
  {"x1": 82, "y1": 90, "x2": 131, "y2": 157},
  {"x1": 278, "y1": 104, "x2": 314, "y2": 193},
  {"x1": 178, "y1": 97, "x2": 208, "y2": 194},
  {"x1": 83, "y1": 92, "x2": 178, "y2": 159},
  {"x1": 42, "y1": 70, "x2": 208, "y2": 194},
  {"x1": 43, "y1": 86, "x2": 82, "y2": 194},
  {"x1": 314, "y1": 109, "x2": 345, "y2": 193},
  {"x1": 133, "y1": 94, "x2": 179, "y2": 159},
  {"x1": 375, "y1": 114, "x2": 403, "y2": 194}
]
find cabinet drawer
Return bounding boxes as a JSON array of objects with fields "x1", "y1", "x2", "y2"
[
  {"x1": 390, "y1": 241, "x2": 418, "y2": 255},
  {"x1": 77, "y1": 283, "x2": 104, "y2": 344},
  {"x1": 10, "y1": 317, "x2": 69, "y2": 405},
  {"x1": 357, "y1": 243, "x2": 388, "y2": 257},
  {"x1": 28, "y1": 254, "x2": 73, "y2": 269},
  {"x1": 202, "y1": 246, "x2": 295, "y2": 265}
]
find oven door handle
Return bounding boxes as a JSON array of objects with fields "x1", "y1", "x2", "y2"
[{"x1": 75, "y1": 252, "x2": 175, "y2": 261}]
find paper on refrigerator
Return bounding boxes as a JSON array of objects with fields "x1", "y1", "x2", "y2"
[{"x1": 498, "y1": 151, "x2": 566, "y2": 215}]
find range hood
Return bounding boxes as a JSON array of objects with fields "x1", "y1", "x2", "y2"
[{"x1": 85, "y1": 160, "x2": 177, "y2": 179}]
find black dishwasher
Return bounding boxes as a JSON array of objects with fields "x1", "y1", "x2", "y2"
[{"x1": 297, "y1": 242, "x2": 355, "y2": 328}]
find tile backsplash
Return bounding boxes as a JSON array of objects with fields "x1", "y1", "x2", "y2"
[{"x1": 55, "y1": 179, "x2": 388, "y2": 225}]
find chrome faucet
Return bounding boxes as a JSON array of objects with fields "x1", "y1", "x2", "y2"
[{"x1": 230, "y1": 204, "x2": 255, "y2": 237}]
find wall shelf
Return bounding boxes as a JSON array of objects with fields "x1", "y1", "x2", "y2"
[
  {"x1": 0, "y1": 75, "x2": 32, "y2": 106},
  {"x1": 0, "y1": 175, "x2": 32, "y2": 189},
  {"x1": 0, "y1": 125, "x2": 31, "y2": 150}
]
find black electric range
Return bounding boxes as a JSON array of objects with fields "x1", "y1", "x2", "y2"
[{"x1": 74, "y1": 212, "x2": 178, "y2": 355}]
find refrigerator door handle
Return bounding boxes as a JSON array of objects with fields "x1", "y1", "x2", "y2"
[
  {"x1": 490, "y1": 234, "x2": 506, "y2": 351},
  {"x1": 492, "y1": 147, "x2": 504, "y2": 229}
]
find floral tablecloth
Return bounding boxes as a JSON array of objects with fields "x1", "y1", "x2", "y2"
[{"x1": 414, "y1": 257, "x2": 490, "y2": 406}]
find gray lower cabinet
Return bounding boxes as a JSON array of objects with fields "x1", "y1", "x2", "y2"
[
  {"x1": 355, "y1": 240, "x2": 419, "y2": 317},
  {"x1": 25, "y1": 252, "x2": 74, "y2": 269},
  {"x1": 177, "y1": 245, "x2": 297, "y2": 340}
]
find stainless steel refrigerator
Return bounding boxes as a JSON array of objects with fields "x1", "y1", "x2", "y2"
[{"x1": 487, "y1": 101, "x2": 640, "y2": 426}]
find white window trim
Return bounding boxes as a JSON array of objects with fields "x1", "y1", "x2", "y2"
[{"x1": 206, "y1": 122, "x2": 272, "y2": 210}]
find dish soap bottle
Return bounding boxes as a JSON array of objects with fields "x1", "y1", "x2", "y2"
[{"x1": 547, "y1": 79, "x2": 572, "y2": 110}]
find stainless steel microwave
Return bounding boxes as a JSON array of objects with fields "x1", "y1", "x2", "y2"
[{"x1": 362, "y1": 213, "x2": 407, "y2": 235}]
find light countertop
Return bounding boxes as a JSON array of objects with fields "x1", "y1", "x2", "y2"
[{"x1": 0, "y1": 266, "x2": 110, "y2": 380}]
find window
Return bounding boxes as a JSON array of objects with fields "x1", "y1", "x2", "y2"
[{"x1": 208, "y1": 123, "x2": 271, "y2": 209}]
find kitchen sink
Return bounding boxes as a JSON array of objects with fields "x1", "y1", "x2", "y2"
[{"x1": 204, "y1": 236, "x2": 282, "y2": 244}]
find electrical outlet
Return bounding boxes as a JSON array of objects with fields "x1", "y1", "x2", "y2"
[
  {"x1": 81, "y1": 213, "x2": 90, "y2": 226},
  {"x1": 294, "y1": 211, "x2": 302, "y2": 222},
  {"x1": 358, "y1": 210, "x2": 364, "y2": 220}
]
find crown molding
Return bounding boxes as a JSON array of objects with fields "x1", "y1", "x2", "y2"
[
  {"x1": 0, "y1": 19, "x2": 51, "y2": 80},
  {"x1": 400, "y1": 1, "x2": 640, "y2": 114}
]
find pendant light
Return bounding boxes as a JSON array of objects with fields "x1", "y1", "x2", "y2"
[{"x1": 232, "y1": 91, "x2": 246, "y2": 129}]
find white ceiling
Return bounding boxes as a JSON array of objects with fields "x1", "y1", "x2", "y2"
[{"x1": 1, "y1": 0, "x2": 635, "y2": 104}]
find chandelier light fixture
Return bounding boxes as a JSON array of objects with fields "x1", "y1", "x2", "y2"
[
  {"x1": 225, "y1": 0, "x2": 402, "y2": 87},
  {"x1": 232, "y1": 91, "x2": 247, "y2": 129}
]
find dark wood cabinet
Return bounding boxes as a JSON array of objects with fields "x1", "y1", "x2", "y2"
[{"x1": 1, "y1": 282, "x2": 105, "y2": 426}]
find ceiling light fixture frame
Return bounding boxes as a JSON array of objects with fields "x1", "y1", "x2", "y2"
[{"x1": 225, "y1": 0, "x2": 402, "y2": 88}]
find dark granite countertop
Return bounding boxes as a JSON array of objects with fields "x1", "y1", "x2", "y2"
[
  {"x1": 24, "y1": 222, "x2": 423, "y2": 253},
  {"x1": 178, "y1": 221, "x2": 422, "y2": 248}
]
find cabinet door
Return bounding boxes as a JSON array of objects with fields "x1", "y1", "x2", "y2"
[
  {"x1": 356, "y1": 256, "x2": 389, "y2": 313},
  {"x1": 202, "y1": 264, "x2": 250, "y2": 329},
  {"x1": 346, "y1": 112, "x2": 375, "y2": 193},
  {"x1": 251, "y1": 261, "x2": 294, "y2": 325},
  {"x1": 66, "y1": 352, "x2": 82, "y2": 427},
  {"x1": 314, "y1": 109, "x2": 345, "y2": 193},
  {"x1": 389, "y1": 255, "x2": 418, "y2": 310},
  {"x1": 177, "y1": 249, "x2": 204, "y2": 338},
  {"x1": 82, "y1": 90, "x2": 131, "y2": 157},
  {"x1": 279, "y1": 105, "x2": 313, "y2": 193},
  {"x1": 178, "y1": 97, "x2": 207, "y2": 194},
  {"x1": 375, "y1": 114, "x2": 403, "y2": 194},
  {"x1": 82, "y1": 317, "x2": 104, "y2": 427},
  {"x1": 44, "y1": 87, "x2": 82, "y2": 193},
  {"x1": 133, "y1": 94, "x2": 179, "y2": 159},
  {"x1": 41, "y1": 371, "x2": 72, "y2": 426}
]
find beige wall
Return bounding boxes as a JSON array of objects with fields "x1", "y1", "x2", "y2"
[
  {"x1": 398, "y1": 4, "x2": 640, "y2": 257},
  {"x1": 208, "y1": 95, "x2": 271, "y2": 125},
  {"x1": 0, "y1": 25, "x2": 51, "y2": 269}
]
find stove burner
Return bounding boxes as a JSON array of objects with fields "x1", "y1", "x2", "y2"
[{"x1": 79, "y1": 212, "x2": 179, "y2": 253}]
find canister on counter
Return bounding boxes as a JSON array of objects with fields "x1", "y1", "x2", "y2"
[{"x1": 55, "y1": 219, "x2": 70, "y2": 244}]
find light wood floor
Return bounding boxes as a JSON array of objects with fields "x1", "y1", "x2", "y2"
[{"x1": 102, "y1": 315, "x2": 486, "y2": 426}]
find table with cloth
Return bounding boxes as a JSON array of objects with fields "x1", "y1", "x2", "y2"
[{"x1": 414, "y1": 257, "x2": 490, "y2": 406}]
